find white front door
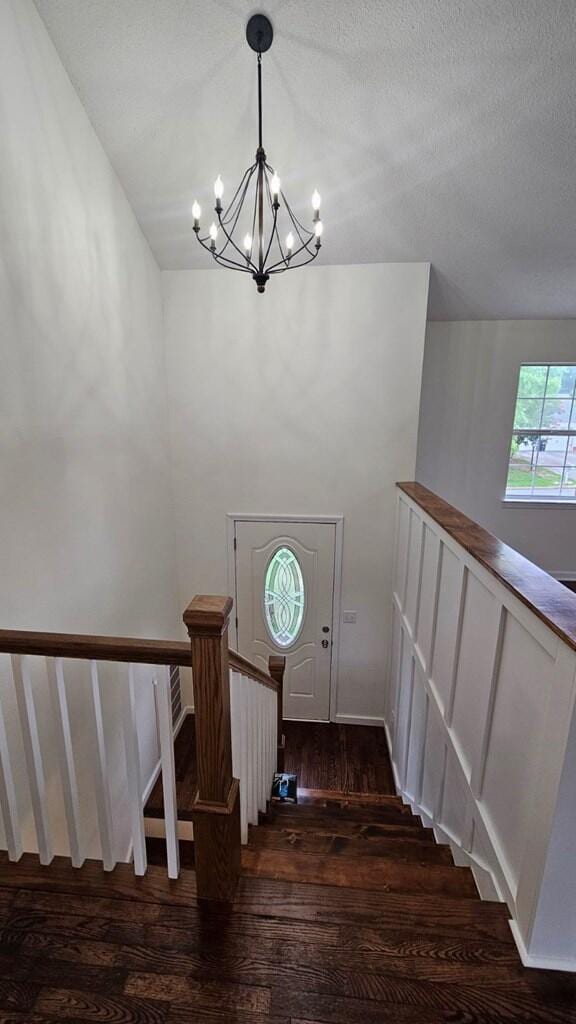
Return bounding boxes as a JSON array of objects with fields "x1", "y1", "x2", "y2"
[{"x1": 234, "y1": 520, "x2": 336, "y2": 721}]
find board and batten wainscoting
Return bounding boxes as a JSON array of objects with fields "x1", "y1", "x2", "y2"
[{"x1": 387, "y1": 482, "x2": 576, "y2": 971}]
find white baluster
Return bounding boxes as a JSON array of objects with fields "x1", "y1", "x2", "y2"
[
  {"x1": 0, "y1": 691, "x2": 22, "y2": 862},
  {"x1": 230, "y1": 671, "x2": 240, "y2": 780},
  {"x1": 154, "y1": 667, "x2": 180, "y2": 880},
  {"x1": 266, "y1": 692, "x2": 272, "y2": 794},
  {"x1": 251, "y1": 681, "x2": 257, "y2": 818},
  {"x1": 46, "y1": 658, "x2": 84, "y2": 867},
  {"x1": 121, "y1": 663, "x2": 147, "y2": 876},
  {"x1": 248, "y1": 679, "x2": 257, "y2": 824},
  {"x1": 88, "y1": 661, "x2": 115, "y2": 871},
  {"x1": 258, "y1": 685, "x2": 266, "y2": 812},
  {"x1": 262, "y1": 688, "x2": 268, "y2": 798},
  {"x1": 11, "y1": 654, "x2": 53, "y2": 864},
  {"x1": 239, "y1": 675, "x2": 248, "y2": 843},
  {"x1": 10, "y1": 655, "x2": 52, "y2": 864}
]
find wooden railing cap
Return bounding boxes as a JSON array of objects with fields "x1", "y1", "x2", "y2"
[
  {"x1": 184, "y1": 595, "x2": 234, "y2": 637},
  {"x1": 396, "y1": 481, "x2": 576, "y2": 654}
]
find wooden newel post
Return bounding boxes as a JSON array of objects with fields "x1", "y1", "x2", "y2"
[
  {"x1": 268, "y1": 655, "x2": 286, "y2": 773},
  {"x1": 184, "y1": 596, "x2": 241, "y2": 904}
]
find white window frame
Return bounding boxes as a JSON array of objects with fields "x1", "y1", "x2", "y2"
[{"x1": 503, "y1": 362, "x2": 576, "y2": 507}]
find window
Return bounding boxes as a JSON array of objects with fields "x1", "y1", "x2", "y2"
[
  {"x1": 506, "y1": 364, "x2": 576, "y2": 501},
  {"x1": 264, "y1": 546, "x2": 305, "y2": 647}
]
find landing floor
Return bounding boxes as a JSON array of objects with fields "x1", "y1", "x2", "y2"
[
  {"x1": 283, "y1": 720, "x2": 395, "y2": 793},
  {"x1": 145, "y1": 717, "x2": 395, "y2": 820}
]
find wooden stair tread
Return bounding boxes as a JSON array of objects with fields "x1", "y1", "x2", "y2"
[
  {"x1": 247, "y1": 827, "x2": 453, "y2": 863},
  {"x1": 241, "y1": 847, "x2": 479, "y2": 898},
  {"x1": 260, "y1": 816, "x2": 432, "y2": 840}
]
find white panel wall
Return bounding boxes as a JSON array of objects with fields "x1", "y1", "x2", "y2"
[
  {"x1": 387, "y1": 488, "x2": 576, "y2": 970},
  {"x1": 163, "y1": 263, "x2": 430, "y2": 724},
  {"x1": 0, "y1": 1, "x2": 181, "y2": 860}
]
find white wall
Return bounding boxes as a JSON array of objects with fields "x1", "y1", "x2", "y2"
[
  {"x1": 162, "y1": 263, "x2": 429, "y2": 723},
  {"x1": 0, "y1": 1, "x2": 181, "y2": 859},
  {"x1": 416, "y1": 321, "x2": 576, "y2": 575}
]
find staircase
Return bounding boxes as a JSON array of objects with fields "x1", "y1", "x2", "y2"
[
  {"x1": 243, "y1": 789, "x2": 477, "y2": 898},
  {"x1": 4, "y1": 781, "x2": 574, "y2": 1021},
  {"x1": 1, "y1": 592, "x2": 575, "y2": 1016}
]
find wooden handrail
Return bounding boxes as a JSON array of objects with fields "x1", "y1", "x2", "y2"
[
  {"x1": 0, "y1": 629, "x2": 279, "y2": 690},
  {"x1": 0, "y1": 629, "x2": 192, "y2": 665},
  {"x1": 397, "y1": 482, "x2": 576, "y2": 654},
  {"x1": 228, "y1": 649, "x2": 278, "y2": 691}
]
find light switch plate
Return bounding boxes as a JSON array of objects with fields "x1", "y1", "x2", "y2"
[{"x1": 343, "y1": 610, "x2": 357, "y2": 623}]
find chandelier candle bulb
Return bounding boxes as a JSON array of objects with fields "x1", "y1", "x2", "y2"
[
  {"x1": 214, "y1": 175, "x2": 224, "y2": 211},
  {"x1": 192, "y1": 14, "x2": 323, "y2": 292}
]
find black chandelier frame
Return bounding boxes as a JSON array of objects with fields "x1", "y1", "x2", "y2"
[{"x1": 193, "y1": 14, "x2": 322, "y2": 293}]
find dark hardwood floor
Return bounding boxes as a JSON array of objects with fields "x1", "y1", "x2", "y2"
[
  {"x1": 2, "y1": 720, "x2": 574, "y2": 1022},
  {"x1": 145, "y1": 717, "x2": 395, "y2": 822},
  {"x1": 283, "y1": 720, "x2": 395, "y2": 793},
  {"x1": 1, "y1": 829, "x2": 576, "y2": 1023}
]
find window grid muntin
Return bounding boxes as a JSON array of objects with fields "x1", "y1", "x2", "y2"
[{"x1": 507, "y1": 363, "x2": 576, "y2": 500}]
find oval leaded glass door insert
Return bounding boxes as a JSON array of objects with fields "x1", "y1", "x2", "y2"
[{"x1": 264, "y1": 546, "x2": 305, "y2": 647}]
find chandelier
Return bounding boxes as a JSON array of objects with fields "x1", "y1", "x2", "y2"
[{"x1": 192, "y1": 14, "x2": 323, "y2": 294}]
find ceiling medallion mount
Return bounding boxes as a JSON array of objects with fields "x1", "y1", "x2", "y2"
[{"x1": 192, "y1": 13, "x2": 323, "y2": 293}]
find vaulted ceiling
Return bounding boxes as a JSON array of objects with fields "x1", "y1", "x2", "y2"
[{"x1": 35, "y1": 0, "x2": 576, "y2": 319}]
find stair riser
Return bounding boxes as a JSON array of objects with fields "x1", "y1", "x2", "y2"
[
  {"x1": 260, "y1": 818, "x2": 433, "y2": 840},
  {"x1": 272, "y1": 805, "x2": 418, "y2": 825}
]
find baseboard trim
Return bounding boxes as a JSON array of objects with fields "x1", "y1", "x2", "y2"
[
  {"x1": 509, "y1": 919, "x2": 576, "y2": 973},
  {"x1": 333, "y1": 714, "x2": 385, "y2": 727}
]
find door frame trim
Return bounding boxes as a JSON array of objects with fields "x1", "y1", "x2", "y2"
[{"x1": 226, "y1": 514, "x2": 344, "y2": 723}]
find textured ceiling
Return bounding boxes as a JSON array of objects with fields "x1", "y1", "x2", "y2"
[{"x1": 35, "y1": 0, "x2": 576, "y2": 319}]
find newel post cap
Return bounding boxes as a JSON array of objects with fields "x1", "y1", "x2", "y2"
[
  {"x1": 268, "y1": 655, "x2": 286, "y2": 679},
  {"x1": 183, "y1": 595, "x2": 234, "y2": 637}
]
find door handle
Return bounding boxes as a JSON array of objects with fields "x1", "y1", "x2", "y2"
[{"x1": 321, "y1": 639, "x2": 329, "y2": 649}]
